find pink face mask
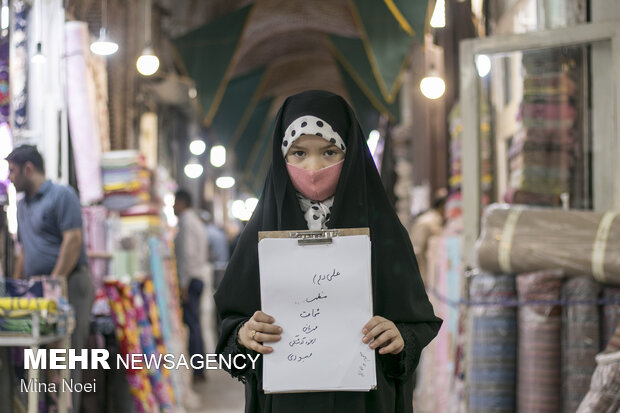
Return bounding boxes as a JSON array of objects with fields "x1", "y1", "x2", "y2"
[{"x1": 286, "y1": 160, "x2": 344, "y2": 201}]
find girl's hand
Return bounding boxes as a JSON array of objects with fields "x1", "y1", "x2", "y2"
[
  {"x1": 362, "y1": 316, "x2": 404, "y2": 355},
  {"x1": 238, "y1": 311, "x2": 282, "y2": 354}
]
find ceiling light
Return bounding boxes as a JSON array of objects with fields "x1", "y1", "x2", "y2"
[
  {"x1": 184, "y1": 158, "x2": 203, "y2": 179},
  {"x1": 91, "y1": 28, "x2": 118, "y2": 56},
  {"x1": 189, "y1": 139, "x2": 206, "y2": 156},
  {"x1": 476, "y1": 54, "x2": 491, "y2": 77},
  {"x1": 1, "y1": 0, "x2": 9, "y2": 31},
  {"x1": 367, "y1": 130, "x2": 380, "y2": 155},
  {"x1": 137, "y1": 46, "x2": 159, "y2": 76},
  {"x1": 210, "y1": 145, "x2": 226, "y2": 168},
  {"x1": 430, "y1": 0, "x2": 445, "y2": 28},
  {"x1": 136, "y1": 0, "x2": 159, "y2": 76},
  {"x1": 31, "y1": 0, "x2": 45, "y2": 64},
  {"x1": 31, "y1": 42, "x2": 46, "y2": 64},
  {"x1": 231, "y1": 199, "x2": 254, "y2": 221},
  {"x1": 245, "y1": 197, "x2": 259, "y2": 212},
  {"x1": 90, "y1": 0, "x2": 118, "y2": 56},
  {"x1": 216, "y1": 176, "x2": 235, "y2": 189},
  {"x1": 420, "y1": 67, "x2": 446, "y2": 100}
]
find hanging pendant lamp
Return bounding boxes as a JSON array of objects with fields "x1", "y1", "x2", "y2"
[
  {"x1": 136, "y1": 0, "x2": 159, "y2": 76},
  {"x1": 90, "y1": 0, "x2": 119, "y2": 56}
]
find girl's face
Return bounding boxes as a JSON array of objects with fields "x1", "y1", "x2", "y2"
[{"x1": 285, "y1": 135, "x2": 345, "y2": 171}]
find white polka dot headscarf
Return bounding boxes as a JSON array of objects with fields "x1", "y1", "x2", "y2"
[{"x1": 281, "y1": 115, "x2": 347, "y2": 158}]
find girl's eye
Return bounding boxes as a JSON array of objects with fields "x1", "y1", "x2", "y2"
[
  {"x1": 292, "y1": 150, "x2": 305, "y2": 157},
  {"x1": 325, "y1": 150, "x2": 338, "y2": 156}
]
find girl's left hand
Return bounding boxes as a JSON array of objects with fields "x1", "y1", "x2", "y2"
[{"x1": 362, "y1": 316, "x2": 404, "y2": 355}]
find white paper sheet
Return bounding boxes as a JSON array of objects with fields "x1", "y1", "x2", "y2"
[{"x1": 258, "y1": 234, "x2": 376, "y2": 393}]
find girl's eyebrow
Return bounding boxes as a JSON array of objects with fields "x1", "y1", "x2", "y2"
[
  {"x1": 290, "y1": 142, "x2": 339, "y2": 151},
  {"x1": 320, "y1": 143, "x2": 340, "y2": 150}
]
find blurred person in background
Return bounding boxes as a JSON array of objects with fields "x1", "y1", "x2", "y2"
[
  {"x1": 199, "y1": 210, "x2": 229, "y2": 291},
  {"x1": 7, "y1": 144, "x2": 95, "y2": 411},
  {"x1": 410, "y1": 188, "x2": 448, "y2": 285},
  {"x1": 174, "y1": 189, "x2": 208, "y2": 382}
]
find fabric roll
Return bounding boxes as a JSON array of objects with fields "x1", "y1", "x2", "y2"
[
  {"x1": 576, "y1": 294, "x2": 620, "y2": 413},
  {"x1": 148, "y1": 237, "x2": 172, "y2": 346},
  {"x1": 0, "y1": 297, "x2": 57, "y2": 313},
  {"x1": 65, "y1": 21, "x2": 104, "y2": 205},
  {"x1": 476, "y1": 205, "x2": 620, "y2": 284},
  {"x1": 562, "y1": 277, "x2": 600, "y2": 413},
  {"x1": 132, "y1": 282, "x2": 173, "y2": 411},
  {"x1": 602, "y1": 288, "x2": 620, "y2": 350},
  {"x1": 467, "y1": 273, "x2": 517, "y2": 413},
  {"x1": 82, "y1": 206, "x2": 108, "y2": 291},
  {"x1": 140, "y1": 278, "x2": 176, "y2": 406},
  {"x1": 0, "y1": 316, "x2": 55, "y2": 335},
  {"x1": 0, "y1": 38, "x2": 9, "y2": 123},
  {"x1": 517, "y1": 269, "x2": 564, "y2": 413},
  {"x1": 575, "y1": 352, "x2": 620, "y2": 413},
  {"x1": 104, "y1": 280, "x2": 157, "y2": 413},
  {"x1": 602, "y1": 322, "x2": 620, "y2": 355},
  {"x1": 11, "y1": 0, "x2": 27, "y2": 131}
]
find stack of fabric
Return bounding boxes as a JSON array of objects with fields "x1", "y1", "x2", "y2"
[
  {"x1": 446, "y1": 102, "x2": 492, "y2": 234},
  {"x1": 0, "y1": 277, "x2": 72, "y2": 336},
  {"x1": 105, "y1": 279, "x2": 158, "y2": 413},
  {"x1": 506, "y1": 50, "x2": 579, "y2": 206},
  {"x1": 0, "y1": 297, "x2": 58, "y2": 335},
  {"x1": 101, "y1": 150, "x2": 151, "y2": 211},
  {"x1": 576, "y1": 322, "x2": 620, "y2": 412},
  {"x1": 105, "y1": 277, "x2": 177, "y2": 413},
  {"x1": 447, "y1": 104, "x2": 463, "y2": 233},
  {"x1": 602, "y1": 287, "x2": 620, "y2": 348},
  {"x1": 467, "y1": 273, "x2": 518, "y2": 413},
  {"x1": 562, "y1": 277, "x2": 600, "y2": 413},
  {"x1": 82, "y1": 205, "x2": 109, "y2": 291},
  {"x1": 475, "y1": 205, "x2": 620, "y2": 284},
  {"x1": 517, "y1": 269, "x2": 564, "y2": 412}
]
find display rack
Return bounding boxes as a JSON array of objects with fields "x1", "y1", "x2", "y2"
[{"x1": 459, "y1": 21, "x2": 620, "y2": 267}]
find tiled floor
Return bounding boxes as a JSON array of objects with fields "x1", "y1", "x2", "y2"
[{"x1": 187, "y1": 368, "x2": 245, "y2": 413}]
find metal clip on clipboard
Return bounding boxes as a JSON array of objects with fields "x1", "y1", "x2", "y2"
[
  {"x1": 258, "y1": 227, "x2": 369, "y2": 245},
  {"x1": 289, "y1": 230, "x2": 340, "y2": 245}
]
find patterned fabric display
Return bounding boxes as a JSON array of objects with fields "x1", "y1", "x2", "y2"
[
  {"x1": 132, "y1": 282, "x2": 173, "y2": 411},
  {"x1": 104, "y1": 280, "x2": 157, "y2": 413},
  {"x1": 602, "y1": 287, "x2": 620, "y2": 349},
  {"x1": 468, "y1": 273, "x2": 517, "y2": 413},
  {"x1": 517, "y1": 270, "x2": 564, "y2": 412},
  {"x1": 140, "y1": 278, "x2": 176, "y2": 406},
  {"x1": 562, "y1": 277, "x2": 600, "y2": 413}
]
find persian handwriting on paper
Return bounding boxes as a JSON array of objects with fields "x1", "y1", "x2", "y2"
[
  {"x1": 302, "y1": 324, "x2": 318, "y2": 333},
  {"x1": 258, "y1": 232, "x2": 375, "y2": 392},
  {"x1": 313, "y1": 269, "x2": 340, "y2": 285},
  {"x1": 358, "y1": 352, "x2": 369, "y2": 377},
  {"x1": 305, "y1": 292, "x2": 327, "y2": 303},
  {"x1": 299, "y1": 308, "x2": 320, "y2": 318},
  {"x1": 288, "y1": 353, "x2": 313, "y2": 362},
  {"x1": 289, "y1": 335, "x2": 317, "y2": 347}
]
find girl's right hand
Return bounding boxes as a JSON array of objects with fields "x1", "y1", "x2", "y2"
[{"x1": 238, "y1": 310, "x2": 282, "y2": 354}]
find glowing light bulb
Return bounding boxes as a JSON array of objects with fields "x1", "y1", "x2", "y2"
[{"x1": 136, "y1": 47, "x2": 159, "y2": 76}]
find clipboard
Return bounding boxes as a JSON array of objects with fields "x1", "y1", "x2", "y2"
[{"x1": 258, "y1": 228, "x2": 377, "y2": 393}]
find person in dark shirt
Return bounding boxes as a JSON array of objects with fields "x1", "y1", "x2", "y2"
[{"x1": 7, "y1": 145, "x2": 95, "y2": 411}]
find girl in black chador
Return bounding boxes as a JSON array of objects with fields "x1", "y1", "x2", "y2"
[{"x1": 215, "y1": 90, "x2": 441, "y2": 413}]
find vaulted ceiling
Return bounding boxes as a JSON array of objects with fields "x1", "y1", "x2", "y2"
[{"x1": 66, "y1": 0, "x2": 433, "y2": 193}]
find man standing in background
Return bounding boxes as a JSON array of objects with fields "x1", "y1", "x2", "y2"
[
  {"x1": 174, "y1": 189, "x2": 208, "y2": 382},
  {"x1": 7, "y1": 145, "x2": 95, "y2": 411}
]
